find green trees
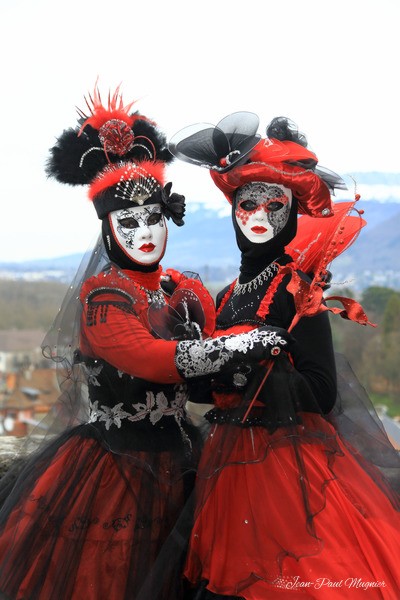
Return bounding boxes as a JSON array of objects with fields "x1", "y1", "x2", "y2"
[
  {"x1": 0, "y1": 280, "x2": 67, "y2": 331},
  {"x1": 330, "y1": 286, "x2": 400, "y2": 415}
]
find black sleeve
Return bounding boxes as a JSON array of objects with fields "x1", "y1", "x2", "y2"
[
  {"x1": 290, "y1": 311, "x2": 337, "y2": 414},
  {"x1": 267, "y1": 274, "x2": 337, "y2": 414}
]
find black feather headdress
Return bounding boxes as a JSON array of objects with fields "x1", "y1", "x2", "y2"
[{"x1": 45, "y1": 85, "x2": 184, "y2": 224}]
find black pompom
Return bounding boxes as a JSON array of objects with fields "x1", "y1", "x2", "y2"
[
  {"x1": 46, "y1": 115, "x2": 174, "y2": 187},
  {"x1": 126, "y1": 119, "x2": 174, "y2": 164},
  {"x1": 266, "y1": 117, "x2": 308, "y2": 148},
  {"x1": 45, "y1": 126, "x2": 108, "y2": 185}
]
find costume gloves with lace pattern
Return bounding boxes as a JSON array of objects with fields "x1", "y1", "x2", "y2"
[{"x1": 175, "y1": 326, "x2": 291, "y2": 380}]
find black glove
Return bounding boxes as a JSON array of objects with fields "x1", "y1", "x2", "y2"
[{"x1": 175, "y1": 326, "x2": 292, "y2": 380}]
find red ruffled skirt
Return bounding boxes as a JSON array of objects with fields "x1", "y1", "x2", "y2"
[
  {"x1": 184, "y1": 414, "x2": 400, "y2": 599},
  {"x1": 0, "y1": 433, "x2": 187, "y2": 600}
]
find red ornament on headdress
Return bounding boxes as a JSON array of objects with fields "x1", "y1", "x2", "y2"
[
  {"x1": 77, "y1": 84, "x2": 155, "y2": 159},
  {"x1": 98, "y1": 120, "x2": 136, "y2": 156}
]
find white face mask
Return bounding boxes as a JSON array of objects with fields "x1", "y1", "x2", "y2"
[
  {"x1": 234, "y1": 182, "x2": 292, "y2": 244},
  {"x1": 109, "y1": 203, "x2": 167, "y2": 265}
]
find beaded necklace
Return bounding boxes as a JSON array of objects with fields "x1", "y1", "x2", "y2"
[
  {"x1": 216, "y1": 260, "x2": 297, "y2": 321},
  {"x1": 232, "y1": 261, "x2": 279, "y2": 296}
]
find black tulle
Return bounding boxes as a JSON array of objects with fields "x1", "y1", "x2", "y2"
[
  {"x1": 169, "y1": 113, "x2": 261, "y2": 174},
  {"x1": 0, "y1": 238, "x2": 202, "y2": 600}
]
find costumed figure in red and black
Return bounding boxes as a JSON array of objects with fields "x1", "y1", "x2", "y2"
[
  {"x1": 169, "y1": 114, "x2": 400, "y2": 599},
  {"x1": 0, "y1": 92, "x2": 292, "y2": 600}
]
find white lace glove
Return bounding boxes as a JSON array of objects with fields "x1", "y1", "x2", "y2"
[{"x1": 175, "y1": 326, "x2": 291, "y2": 379}]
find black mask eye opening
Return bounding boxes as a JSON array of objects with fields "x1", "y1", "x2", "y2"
[
  {"x1": 266, "y1": 200, "x2": 285, "y2": 212},
  {"x1": 117, "y1": 217, "x2": 140, "y2": 229},
  {"x1": 147, "y1": 212, "x2": 162, "y2": 226},
  {"x1": 239, "y1": 199, "x2": 258, "y2": 212}
]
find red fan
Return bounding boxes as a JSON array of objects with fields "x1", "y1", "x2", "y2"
[
  {"x1": 148, "y1": 277, "x2": 215, "y2": 341},
  {"x1": 287, "y1": 200, "x2": 366, "y2": 276}
]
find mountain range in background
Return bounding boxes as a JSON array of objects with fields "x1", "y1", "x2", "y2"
[{"x1": 1, "y1": 173, "x2": 400, "y2": 292}]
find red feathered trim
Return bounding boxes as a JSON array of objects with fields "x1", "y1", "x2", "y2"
[
  {"x1": 256, "y1": 262, "x2": 296, "y2": 320},
  {"x1": 88, "y1": 160, "x2": 166, "y2": 200},
  {"x1": 77, "y1": 84, "x2": 154, "y2": 133}
]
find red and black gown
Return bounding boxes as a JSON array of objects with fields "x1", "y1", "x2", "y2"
[
  {"x1": 184, "y1": 255, "x2": 400, "y2": 600},
  {"x1": 0, "y1": 265, "x2": 209, "y2": 600}
]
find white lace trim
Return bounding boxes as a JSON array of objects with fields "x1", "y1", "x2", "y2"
[{"x1": 175, "y1": 329, "x2": 286, "y2": 378}]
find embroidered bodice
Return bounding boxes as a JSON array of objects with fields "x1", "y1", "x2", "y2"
[
  {"x1": 83, "y1": 355, "x2": 193, "y2": 452},
  {"x1": 207, "y1": 255, "x2": 337, "y2": 418},
  {"x1": 78, "y1": 264, "x2": 211, "y2": 452}
]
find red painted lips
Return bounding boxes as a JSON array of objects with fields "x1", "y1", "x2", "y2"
[
  {"x1": 251, "y1": 226, "x2": 268, "y2": 234},
  {"x1": 139, "y1": 243, "x2": 155, "y2": 252}
]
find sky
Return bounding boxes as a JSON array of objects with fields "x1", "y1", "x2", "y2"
[{"x1": 1, "y1": 0, "x2": 399, "y2": 262}]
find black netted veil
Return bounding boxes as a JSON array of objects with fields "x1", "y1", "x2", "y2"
[
  {"x1": 330, "y1": 353, "x2": 400, "y2": 497},
  {"x1": 43, "y1": 235, "x2": 109, "y2": 430},
  {"x1": 0, "y1": 236, "x2": 106, "y2": 506},
  {"x1": 0, "y1": 236, "x2": 200, "y2": 600}
]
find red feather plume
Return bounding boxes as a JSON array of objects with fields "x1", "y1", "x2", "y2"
[
  {"x1": 287, "y1": 200, "x2": 366, "y2": 276},
  {"x1": 77, "y1": 84, "x2": 145, "y2": 132}
]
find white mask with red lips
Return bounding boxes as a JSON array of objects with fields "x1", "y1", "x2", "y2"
[
  {"x1": 235, "y1": 182, "x2": 292, "y2": 243},
  {"x1": 109, "y1": 203, "x2": 167, "y2": 266}
]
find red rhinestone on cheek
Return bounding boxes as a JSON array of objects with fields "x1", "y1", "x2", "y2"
[{"x1": 236, "y1": 205, "x2": 258, "y2": 226}]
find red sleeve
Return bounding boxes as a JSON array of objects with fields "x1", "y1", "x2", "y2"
[{"x1": 80, "y1": 289, "x2": 183, "y2": 385}]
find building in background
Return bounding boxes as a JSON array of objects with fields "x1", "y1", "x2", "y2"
[{"x1": 0, "y1": 331, "x2": 59, "y2": 436}]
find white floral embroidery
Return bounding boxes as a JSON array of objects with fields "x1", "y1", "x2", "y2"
[
  {"x1": 88, "y1": 401, "x2": 132, "y2": 430},
  {"x1": 117, "y1": 369, "x2": 135, "y2": 380},
  {"x1": 88, "y1": 400, "x2": 103, "y2": 423},
  {"x1": 128, "y1": 392, "x2": 155, "y2": 422},
  {"x1": 129, "y1": 387, "x2": 187, "y2": 425},
  {"x1": 88, "y1": 386, "x2": 189, "y2": 430},
  {"x1": 83, "y1": 363, "x2": 103, "y2": 386}
]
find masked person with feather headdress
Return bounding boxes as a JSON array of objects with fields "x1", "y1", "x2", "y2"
[
  {"x1": 0, "y1": 91, "x2": 292, "y2": 600},
  {"x1": 169, "y1": 114, "x2": 400, "y2": 599}
]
